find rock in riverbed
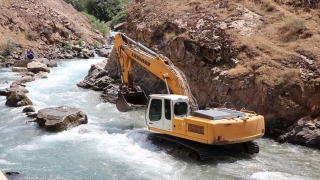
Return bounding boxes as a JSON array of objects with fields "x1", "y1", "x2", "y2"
[
  {"x1": 276, "y1": 116, "x2": 320, "y2": 148},
  {"x1": 5, "y1": 90, "x2": 32, "y2": 107},
  {"x1": 36, "y1": 106, "x2": 88, "y2": 132}
]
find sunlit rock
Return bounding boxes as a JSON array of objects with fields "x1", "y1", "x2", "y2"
[
  {"x1": 27, "y1": 61, "x2": 50, "y2": 73},
  {"x1": 36, "y1": 106, "x2": 88, "y2": 132}
]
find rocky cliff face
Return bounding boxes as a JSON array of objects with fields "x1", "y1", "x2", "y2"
[{"x1": 105, "y1": 0, "x2": 320, "y2": 136}]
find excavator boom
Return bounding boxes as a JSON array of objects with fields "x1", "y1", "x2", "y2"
[{"x1": 114, "y1": 33, "x2": 198, "y2": 112}]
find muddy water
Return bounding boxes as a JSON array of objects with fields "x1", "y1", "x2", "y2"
[{"x1": 0, "y1": 59, "x2": 319, "y2": 180}]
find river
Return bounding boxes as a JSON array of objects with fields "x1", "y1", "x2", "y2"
[{"x1": 0, "y1": 58, "x2": 319, "y2": 180}]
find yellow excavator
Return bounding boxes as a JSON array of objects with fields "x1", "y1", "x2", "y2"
[{"x1": 114, "y1": 33, "x2": 265, "y2": 160}]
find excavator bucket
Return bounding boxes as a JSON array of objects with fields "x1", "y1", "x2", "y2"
[{"x1": 116, "y1": 90, "x2": 149, "y2": 112}]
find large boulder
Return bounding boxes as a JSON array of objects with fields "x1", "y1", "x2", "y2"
[
  {"x1": 77, "y1": 59, "x2": 110, "y2": 90},
  {"x1": 36, "y1": 58, "x2": 57, "y2": 68},
  {"x1": 276, "y1": 116, "x2": 320, "y2": 148},
  {"x1": 27, "y1": 61, "x2": 50, "y2": 73},
  {"x1": 5, "y1": 90, "x2": 33, "y2": 107},
  {"x1": 36, "y1": 106, "x2": 88, "y2": 132},
  {"x1": 96, "y1": 49, "x2": 110, "y2": 57}
]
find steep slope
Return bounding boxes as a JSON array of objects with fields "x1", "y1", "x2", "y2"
[
  {"x1": 0, "y1": 0, "x2": 105, "y2": 57},
  {"x1": 106, "y1": 0, "x2": 320, "y2": 135}
]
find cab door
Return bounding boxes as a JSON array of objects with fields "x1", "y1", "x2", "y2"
[
  {"x1": 147, "y1": 98, "x2": 163, "y2": 130},
  {"x1": 162, "y1": 99, "x2": 173, "y2": 132}
]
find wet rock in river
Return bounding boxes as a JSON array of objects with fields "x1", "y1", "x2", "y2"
[
  {"x1": 27, "y1": 61, "x2": 50, "y2": 73},
  {"x1": 36, "y1": 106, "x2": 88, "y2": 132},
  {"x1": 5, "y1": 90, "x2": 32, "y2": 107},
  {"x1": 276, "y1": 116, "x2": 320, "y2": 149},
  {"x1": 23, "y1": 106, "x2": 35, "y2": 113}
]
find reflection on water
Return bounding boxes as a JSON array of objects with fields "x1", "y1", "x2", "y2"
[{"x1": 0, "y1": 59, "x2": 319, "y2": 180}]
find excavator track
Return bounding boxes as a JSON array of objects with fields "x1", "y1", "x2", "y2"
[
  {"x1": 243, "y1": 141, "x2": 259, "y2": 154},
  {"x1": 148, "y1": 133, "x2": 213, "y2": 161}
]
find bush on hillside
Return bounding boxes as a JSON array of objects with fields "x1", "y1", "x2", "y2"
[
  {"x1": 0, "y1": 39, "x2": 19, "y2": 55},
  {"x1": 82, "y1": 11, "x2": 110, "y2": 36},
  {"x1": 283, "y1": 16, "x2": 305, "y2": 33},
  {"x1": 109, "y1": 10, "x2": 127, "y2": 28},
  {"x1": 81, "y1": 11, "x2": 96, "y2": 23},
  {"x1": 93, "y1": 20, "x2": 110, "y2": 36},
  {"x1": 64, "y1": 43, "x2": 72, "y2": 50}
]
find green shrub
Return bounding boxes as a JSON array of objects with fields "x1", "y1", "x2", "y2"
[
  {"x1": 1, "y1": 57, "x2": 6, "y2": 62},
  {"x1": 82, "y1": 11, "x2": 110, "y2": 36},
  {"x1": 0, "y1": 39, "x2": 19, "y2": 55},
  {"x1": 64, "y1": 43, "x2": 72, "y2": 50},
  {"x1": 268, "y1": 117, "x2": 281, "y2": 130},
  {"x1": 26, "y1": 32, "x2": 34, "y2": 40},
  {"x1": 109, "y1": 10, "x2": 127, "y2": 28},
  {"x1": 121, "y1": 0, "x2": 129, "y2": 5},
  {"x1": 93, "y1": 20, "x2": 110, "y2": 36},
  {"x1": 91, "y1": 42, "x2": 99, "y2": 48},
  {"x1": 81, "y1": 11, "x2": 97, "y2": 23},
  {"x1": 77, "y1": 39, "x2": 84, "y2": 46},
  {"x1": 283, "y1": 16, "x2": 305, "y2": 33}
]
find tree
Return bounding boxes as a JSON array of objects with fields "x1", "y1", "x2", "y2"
[
  {"x1": 64, "y1": 0, "x2": 89, "y2": 12},
  {"x1": 86, "y1": 0, "x2": 122, "y2": 22}
]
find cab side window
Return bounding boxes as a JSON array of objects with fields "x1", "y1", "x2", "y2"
[
  {"x1": 174, "y1": 102, "x2": 188, "y2": 116},
  {"x1": 149, "y1": 99, "x2": 162, "y2": 121},
  {"x1": 164, "y1": 99, "x2": 171, "y2": 120}
]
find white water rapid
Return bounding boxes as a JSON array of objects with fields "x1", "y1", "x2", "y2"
[{"x1": 0, "y1": 58, "x2": 319, "y2": 180}]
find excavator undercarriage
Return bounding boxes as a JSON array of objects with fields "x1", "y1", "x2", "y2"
[{"x1": 148, "y1": 133, "x2": 259, "y2": 161}]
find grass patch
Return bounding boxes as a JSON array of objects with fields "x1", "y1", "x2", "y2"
[
  {"x1": 64, "y1": 43, "x2": 72, "y2": 50},
  {"x1": 227, "y1": 64, "x2": 252, "y2": 78},
  {"x1": 1, "y1": 57, "x2": 6, "y2": 62},
  {"x1": 255, "y1": 65, "x2": 300, "y2": 86},
  {"x1": 81, "y1": 11, "x2": 110, "y2": 36},
  {"x1": 77, "y1": 39, "x2": 84, "y2": 46},
  {"x1": 109, "y1": 10, "x2": 127, "y2": 28},
  {"x1": 81, "y1": 11, "x2": 96, "y2": 22},
  {"x1": 0, "y1": 39, "x2": 19, "y2": 55},
  {"x1": 276, "y1": 69, "x2": 300, "y2": 86},
  {"x1": 26, "y1": 32, "x2": 35, "y2": 40},
  {"x1": 92, "y1": 20, "x2": 110, "y2": 36},
  {"x1": 165, "y1": 31, "x2": 176, "y2": 40},
  {"x1": 90, "y1": 42, "x2": 100, "y2": 48},
  {"x1": 121, "y1": 0, "x2": 129, "y2": 5},
  {"x1": 283, "y1": 16, "x2": 305, "y2": 33}
]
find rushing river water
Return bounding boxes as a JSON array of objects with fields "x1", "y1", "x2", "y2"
[{"x1": 0, "y1": 58, "x2": 320, "y2": 180}]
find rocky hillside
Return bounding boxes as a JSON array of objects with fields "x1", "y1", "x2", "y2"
[
  {"x1": 0, "y1": 0, "x2": 105, "y2": 58},
  {"x1": 103, "y1": 0, "x2": 320, "y2": 146}
]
